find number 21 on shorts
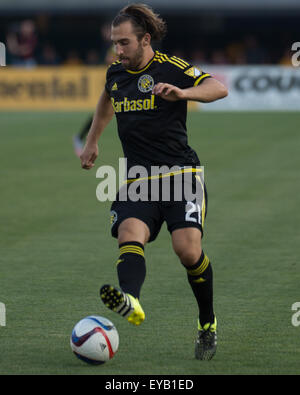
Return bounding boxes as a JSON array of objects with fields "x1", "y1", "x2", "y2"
[{"x1": 185, "y1": 201, "x2": 203, "y2": 225}]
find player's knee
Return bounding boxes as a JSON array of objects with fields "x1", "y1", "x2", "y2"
[
  {"x1": 174, "y1": 246, "x2": 202, "y2": 267},
  {"x1": 172, "y1": 228, "x2": 202, "y2": 266},
  {"x1": 118, "y1": 218, "x2": 150, "y2": 245},
  {"x1": 118, "y1": 226, "x2": 142, "y2": 244}
]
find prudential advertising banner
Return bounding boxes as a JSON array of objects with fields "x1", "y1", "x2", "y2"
[
  {"x1": 0, "y1": 65, "x2": 299, "y2": 111},
  {"x1": 201, "y1": 65, "x2": 300, "y2": 111}
]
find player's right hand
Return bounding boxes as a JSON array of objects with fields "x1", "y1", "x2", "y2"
[{"x1": 80, "y1": 143, "x2": 98, "y2": 170}]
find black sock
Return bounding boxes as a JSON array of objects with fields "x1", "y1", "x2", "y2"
[
  {"x1": 184, "y1": 251, "x2": 214, "y2": 327},
  {"x1": 116, "y1": 241, "x2": 146, "y2": 299}
]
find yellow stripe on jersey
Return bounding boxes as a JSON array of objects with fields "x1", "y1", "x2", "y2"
[
  {"x1": 160, "y1": 53, "x2": 169, "y2": 62},
  {"x1": 153, "y1": 52, "x2": 165, "y2": 63},
  {"x1": 154, "y1": 51, "x2": 189, "y2": 70},
  {"x1": 167, "y1": 58, "x2": 186, "y2": 69},
  {"x1": 154, "y1": 57, "x2": 163, "y2": 63},
  {"x1": 171, "y1": 56, "x2": 190, "y2": 68},
  {"x1": 155, "y1": 52, "x2": 168, "y2": 62},
  {"x1": 154, "y1": 51, "x2": 211, "y2": 81},
  {"x1": 194, "y1": 73, "x2": 211, "y2": 86}
]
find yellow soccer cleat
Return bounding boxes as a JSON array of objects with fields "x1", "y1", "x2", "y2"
[
  {"x1": 100, "y1": 284, "x2": 145, "y2": 326},
  {"x1": 195, "y1": 316, "x2": 217, "y2": 360}
]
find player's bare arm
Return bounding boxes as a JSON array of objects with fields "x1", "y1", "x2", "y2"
[
  {"x1": 152, "y1": 78, "x2": 228, "y2": 103},
  {"x1": 80, "y1": 89, "x2": 114, "y2": 170}
]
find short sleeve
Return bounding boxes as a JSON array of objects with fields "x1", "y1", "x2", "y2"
[
  {"x1": 180, "y1": 65, "x2": 211, "y2": 88},
  {"x1": 162, "y1": 55, "x2": 211, "y2": 89}
]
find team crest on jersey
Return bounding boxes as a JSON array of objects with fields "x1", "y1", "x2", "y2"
[{"x1": 138, "y1": 74, "x2": 154, "y2": 93}]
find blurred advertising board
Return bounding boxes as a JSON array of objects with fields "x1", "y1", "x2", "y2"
[
  {"x1": 1, "y1": 65, "x2": 300, "y2": 111},
  {"x1": 0, "y1": 66, "x2": 106, "y2": 110},
  {"x1": 201, "y1": 65, "x2": 300, "y2": 111}
]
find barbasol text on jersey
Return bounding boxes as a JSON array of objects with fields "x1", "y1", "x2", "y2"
[{"x1": 111, "y1": 95, "x2": 156, "y2": 113}]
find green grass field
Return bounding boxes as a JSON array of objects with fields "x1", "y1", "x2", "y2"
[{"x1": 1, "y1": 111, "x2": 300, "y2": 375}]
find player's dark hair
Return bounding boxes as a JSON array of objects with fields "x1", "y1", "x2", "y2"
[{"x1": 112, "y1": 3, "x2": 167, "y2": 42}]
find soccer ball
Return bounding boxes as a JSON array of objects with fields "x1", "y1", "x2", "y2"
[{"x1": 70, "y1": 315, "x2": 119, "y2": 364}]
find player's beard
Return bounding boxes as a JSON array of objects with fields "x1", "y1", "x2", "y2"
[{"x1": 121, "y1": 41, "x2": 144, "y2": 71}]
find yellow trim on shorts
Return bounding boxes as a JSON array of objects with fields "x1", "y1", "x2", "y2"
[
  {"x1": 195, "y1": 174, "x2": 206, "y2": 227},
  {"x1": 124, "y1": 168, "x2": 202, "y2": 184}
]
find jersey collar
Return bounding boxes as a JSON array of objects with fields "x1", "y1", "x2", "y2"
[{"x1": 125, "y1": 51, "x2": 156, "y2": 74}]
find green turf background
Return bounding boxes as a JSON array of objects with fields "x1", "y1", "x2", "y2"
[{"x1": 0, "y1": 111, "x2": 299, "y2": 375}]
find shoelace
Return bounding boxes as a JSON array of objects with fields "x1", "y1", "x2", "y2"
[{"x1": 198, "y1": 328, "x2": 215, "y2": 344}]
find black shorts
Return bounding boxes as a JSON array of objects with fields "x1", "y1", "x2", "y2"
[{"x1": 110, "y1": 169, "x2": 208, "y2": 243}]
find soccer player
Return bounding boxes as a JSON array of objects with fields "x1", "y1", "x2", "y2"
[{"x1": 80, "y1": 4, "x2": 228, "y2": 360}]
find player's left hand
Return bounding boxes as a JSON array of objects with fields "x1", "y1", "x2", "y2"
[
  {"x1": 80, "y1": 142, "x2": 98, "y2": 170},
  {"x1": 152, "y1": 83, "x2": 185, "y2": 102}
]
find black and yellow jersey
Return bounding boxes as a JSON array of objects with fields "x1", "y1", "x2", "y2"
[{"x1": 105, "y1": 50, "x2": 211, "y2": 171}]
